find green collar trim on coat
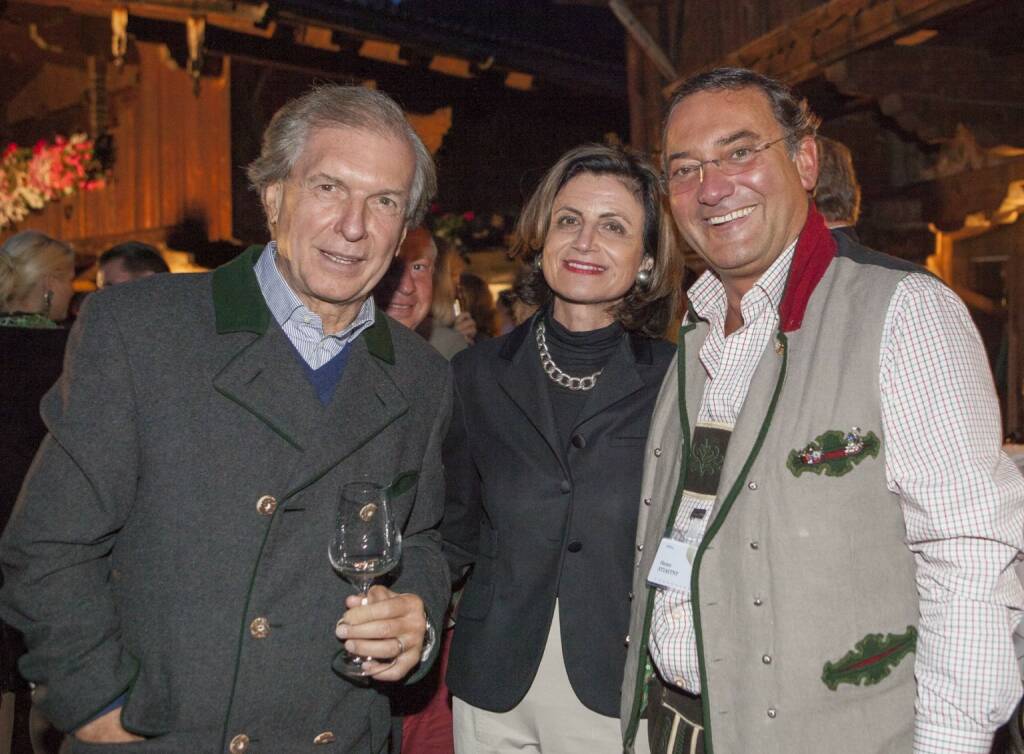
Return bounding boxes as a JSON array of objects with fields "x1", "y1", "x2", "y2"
[
  {"x1": 212, "y1": 244, "x2": 396, "y2": 364},
  {"x1": 212, "y1": 245, "x2": 272, "y2": 335}
]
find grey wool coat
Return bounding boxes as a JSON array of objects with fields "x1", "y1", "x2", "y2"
[{"x1": 0, "y1": 246, "x2": 452, "y2": 754}]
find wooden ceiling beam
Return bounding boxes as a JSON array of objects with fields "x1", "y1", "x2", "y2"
[
  {"x1": 664, "y1": 0, "x2": 979, "y2": 94},
  {"x1": 826, "y1": 45, "x2": 1024, "y2": 104},
  {"x1": 11, "y1": 0, "x2": 271, "y2": 37}
]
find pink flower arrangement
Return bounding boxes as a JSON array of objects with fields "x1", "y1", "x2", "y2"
[{"x1": 0, "y1": 133, "x2": 106, "y2": 229}]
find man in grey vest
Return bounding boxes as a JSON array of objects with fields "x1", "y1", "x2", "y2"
[
  {"x1": 0, "y1": 85, "x2": 450, "y2": 752},
  {"x1": 621, "y1": 67, "x2": 1024, "y2": 754}
]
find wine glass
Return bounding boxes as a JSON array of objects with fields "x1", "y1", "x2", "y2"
[{"x1": 328, "y1": 480, "x2": 402, "y2": 677}]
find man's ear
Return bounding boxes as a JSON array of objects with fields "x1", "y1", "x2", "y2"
[
  {"x1": 793, "y1": 135, "x2": 819, "y2": 192},
  {"x1": 394, "y1": 225, "x2": 409, "y2": 258},
  {"x1": 262, "y1": 183, "x2": 283, "y2": 229}
]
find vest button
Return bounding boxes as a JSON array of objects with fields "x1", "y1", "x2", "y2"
[
  {"x1": 762, "y1": 654, "x2": 772, "y2": 664},
  {"x1": 571, "y1": 434, "x2": 585, "y2": 449},
  {"x1": 767, "y1": 707, "x2": 777, "y2": 719},
  {"x1": 753, "y1": 597, "x2": 763, "y2": 606},
  {"x1": 643, "y1": 497, "x2": 652, "y2": 506},
  {"x1": 624, "y1": 634, "x2": 631, "y2": 646},
  {"x1": 560, "y1": 480, "x2": 571, "y2": 494},
  {"x1": 249, "y1": 616, "x2": 270, "y2": 639},
  {"x1": 653, "y1": 447, "x2": 663, "y2": 457},
  {"x1": 636, "y1": 544, "x2": 644, "y2": 552},
  {"x1": 228, "y1": 734, "x2": 250, "y2": 753},
  {"x1": 256, "y1": 495, "x2": 278, "y2": 516},
  {"x1": 749, "y1": 541, "x2": 759, "y2": 550},
  {"x1": 747, "y1": 481, "x2": 758, "y2": 491},
  {"x1": 567, "y1": 541, "x2": 582, "y2": 553}
]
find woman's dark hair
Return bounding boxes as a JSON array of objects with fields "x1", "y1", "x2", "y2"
[{"x1": 509, "y1": 143, "x2": 681, "y2": 337}]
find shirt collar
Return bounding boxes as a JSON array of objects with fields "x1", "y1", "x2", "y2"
[
  {"x1": 254, "y1": 241, "x2": 376, "y2": 340},
  {"x1": 688, "y1": 238, "x2": 798, "y2": 325}
]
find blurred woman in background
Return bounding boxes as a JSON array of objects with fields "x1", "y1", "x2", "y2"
[
  {"x1": 457, "y1": 271, "x2": 497, "y2": 341},
  {"x1": 0, "y1": 230, "x2": 75, "y2": 754}
]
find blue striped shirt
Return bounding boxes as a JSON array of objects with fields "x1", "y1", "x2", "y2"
[{"x1": 254, "y1": 242, "x2": 376, "y2": 369}]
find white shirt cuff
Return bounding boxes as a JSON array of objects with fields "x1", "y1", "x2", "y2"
[{"x1": 914, "y1": 719, "x2": 996, "y2": 754}]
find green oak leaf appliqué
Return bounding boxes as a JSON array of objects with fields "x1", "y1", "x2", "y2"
[
  {"x1": 821, "y1": 625, "x2": 917, "y2": 691},
  {"x1": 786, "y1": 429, "x2": 879, "y2": 478}
]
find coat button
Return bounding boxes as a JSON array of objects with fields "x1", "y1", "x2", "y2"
[
  {"x1": 762, "y1": 654, "x2": 772, "y2": 664},
  {"x1": 228, "y1": 734, "x2": 250, "y2": 753},
  {"x1": 624, "y1": 634, "x2": 631, "y2": 646},
  {"x1": 653, "y1": 447, "x2": 662, "y2": 457},
  {"x1": 256, "y1": 495, "x2": 277, "y2": 516},
  {"x1": 753, "y1": 597, "x2": 763, "y2": 606},
  {"x1": 571, "y1": 434, "x2": 585, "y2": 449},
  {"x1": 567, "y1": 541, "x2": 582, "y2": 553},
  {"x1": 749, "y1": 541, "x2": 759, "y2": 550},
  {"x1": 636, "y1": 543, "x2": 644, "y2": 552},
  {"x1": 643, "y1": 497, "x2": 651, "y2": 506},
  {"x1": 560, "y1": 480, "x2": 571, "y2": 494},
  {"x1": 767, "y1": 707, "x2": 777, "y2": 718},
  {"x1": 313, "y1": 731, "x2": 336, "y2": 744},
  {"x1": 747, "y1": 481, "x2": 758, "y2": 491},
  {"x1": 250, "y1": 616, "x2": 270, "y2": 639}
]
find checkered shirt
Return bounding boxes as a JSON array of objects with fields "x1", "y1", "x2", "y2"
[{"x1": 650, "y1": 245, "x2": 1024, "y2": 754}]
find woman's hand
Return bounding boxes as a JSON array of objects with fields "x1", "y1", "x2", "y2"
[{"x1": 453, "y1": 312, "x2": 477, "y2": 344}]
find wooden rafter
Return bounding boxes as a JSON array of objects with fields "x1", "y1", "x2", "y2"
[
  {"x1": 13, "y1": 0, "x2": 271, "y2": 37},
  {"x1": 664, "y1": 0, "x2": 978, "y2": 94}
]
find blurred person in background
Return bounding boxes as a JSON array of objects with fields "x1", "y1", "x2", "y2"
[
  {"x1": 813, "y1": 135, "x2": 861, "y2": 241},
  {"x1": 457, "y1": 272, "x2": 497, "y2": 341},
  {"x1": 427, "y1": 240, "x2": 476, "y2": 357},
  {"x1": 0, "y1": 230, "x2": 76, "y2": 754},
  {"x1": 96, "y1": 242, "x2": 169, "y2": 288},
  {"x1": 375, "y1": 227, "x2": 460, "y2": 754},
  {"x1": 495, "y1": 289, "x2": 517, "y2": 336},
  {"x1": 443, "y1": 143, "x2": 681, "y2": 753}
]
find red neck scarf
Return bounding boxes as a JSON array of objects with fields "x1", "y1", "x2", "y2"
[{"x1": 778, "y1": 202, "x2": 836, "y2": 333}]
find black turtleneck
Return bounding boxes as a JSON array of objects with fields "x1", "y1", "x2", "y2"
[{"x1": 539, "y1": 310, "x2": 624, "y2": 446}]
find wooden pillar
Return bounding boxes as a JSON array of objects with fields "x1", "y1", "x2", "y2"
[
  {"x1": 1008, "y1": 244, "x2": 1024, "y2": 436},
  {"x1": 624, "y1": 2, "x2": 673, "y2": 156}
]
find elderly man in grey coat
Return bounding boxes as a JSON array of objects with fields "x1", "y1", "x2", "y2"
[{"x1": 0, "y1": 85, "x2": 451, "y2": 753}]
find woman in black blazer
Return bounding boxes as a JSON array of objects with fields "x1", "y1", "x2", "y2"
[{"x1": 443, "y1": 144, "x2": 681, "y2": 753}]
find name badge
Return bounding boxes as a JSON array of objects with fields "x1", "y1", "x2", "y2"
[{"x1": 647, "y1": 537, "x2": 697, "y2": 592}]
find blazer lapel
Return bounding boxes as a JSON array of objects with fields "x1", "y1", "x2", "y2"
[
  {"x1": 496, "y1": 318, "x2": 568, "y2": 476},
  {"x1": 213, "y1": 325, "x2": 320, "y2": 451},
  {"x1": 281, "y1": 340, "x2": 409, "y2": 501}
]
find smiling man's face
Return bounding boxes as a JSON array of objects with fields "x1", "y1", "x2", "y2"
[
  {"x1": 263, "y1": 125, "x2": 415, "y2": 334},
  {"x1": 664, "y1": 86, "x2": 817, "y2": 299}
]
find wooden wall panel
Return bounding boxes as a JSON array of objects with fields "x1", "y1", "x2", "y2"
[{"x1": 1, "y1": 40, "x2": 233, "y2": 254}]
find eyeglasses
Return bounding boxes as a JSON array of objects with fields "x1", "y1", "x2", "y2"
[{"x1": 665, "y1": 134, "x2": 791, "y2": 194}]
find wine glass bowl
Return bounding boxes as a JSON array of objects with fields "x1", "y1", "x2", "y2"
[{"x1": 329, "y1": 481, "x2": 402, "y2": 677}]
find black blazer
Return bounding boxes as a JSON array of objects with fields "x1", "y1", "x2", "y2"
[{"x1": 442, "y1": 316, "x2": 674, "y2": 716}]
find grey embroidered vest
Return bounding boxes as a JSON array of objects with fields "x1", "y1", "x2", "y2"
[{"x1": 623, "y1": 237, "x2": 926, "y2": 754}]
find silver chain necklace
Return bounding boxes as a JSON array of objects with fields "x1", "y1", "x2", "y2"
[{"x1": 535, "y1": 321, "x2": 602, "y2": 392}]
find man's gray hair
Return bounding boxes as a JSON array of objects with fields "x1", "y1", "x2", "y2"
[
  {"x1": 247, "y1": 84, "x2": 437, "y2": 228},
  {"x1": 663, "y1": 67, "x2": 821, "y2": 167}
]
